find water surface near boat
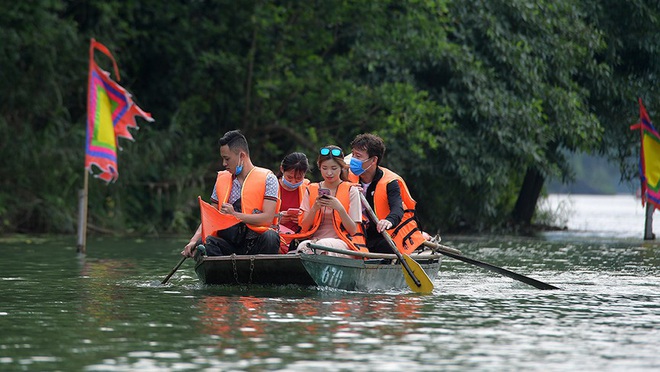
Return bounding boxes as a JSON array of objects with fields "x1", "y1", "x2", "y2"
[{"x1": 1, "y1": 195, "x2": 659, "y2": 370}]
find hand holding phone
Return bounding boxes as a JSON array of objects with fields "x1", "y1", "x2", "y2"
[{"x1": 286, "y1": 208, "x2": 301, "y2": 215}]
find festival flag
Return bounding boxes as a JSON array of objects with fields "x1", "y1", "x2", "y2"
[
  {"x1": 630, "y1": 98, "x2": 660, "y2": 209},
  {"x1": 85, "y1": 38, "x2": 153, "y2": 182},
  {"x1": 198, "y1": 196, "x2": 241, "y2": 243}
]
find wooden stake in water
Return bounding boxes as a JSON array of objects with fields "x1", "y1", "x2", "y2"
[
  {"x1": 76, "y1": 170, "x2": 89, "y2": 254},
  {"x1": 644, "y1": 202, "x2": 655, "y2": 240}
]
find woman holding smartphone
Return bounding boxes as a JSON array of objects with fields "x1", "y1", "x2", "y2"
[
  {"x1": 277, "y1": 152, "x2": 310, "y2": 234},
  {"x1": 297, "y1": 145, "x2": 367, "y2": 255}
]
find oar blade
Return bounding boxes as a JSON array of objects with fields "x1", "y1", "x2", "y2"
[
  {"x1": 401, "y1": 255, "x2": 434, "y2": 294},
  {"x1": 425, "y1": 242, "x2": 559, "y2": 290},
  {"x1": 446, "y1": 251, "x2": 559, "y2": 290}
]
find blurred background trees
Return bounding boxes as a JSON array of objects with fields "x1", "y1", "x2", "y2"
[{"x1": 1, "y1": 0, "x2": 658, "y2": 236}]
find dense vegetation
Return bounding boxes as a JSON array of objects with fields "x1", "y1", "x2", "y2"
[{"x1": 1, "y1": 0, "x2": 658, "y2": 236}]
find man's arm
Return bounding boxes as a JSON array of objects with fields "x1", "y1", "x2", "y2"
[
  {"x1": 385, "y1": 181, "x2": 404, "y2": 227},
  {"x1": 225, "y1": 172, "x2": 279, "y2": 226}
]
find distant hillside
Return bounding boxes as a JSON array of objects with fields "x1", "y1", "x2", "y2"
[{"x1": 546, "y1": 154, "x2": 636, "y2": 195}]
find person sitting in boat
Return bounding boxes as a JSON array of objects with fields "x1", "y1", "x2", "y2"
[
  {"x1": 277, "y1": 152, "x2": 310, "y2": 234},
  {"x1": 276, "y1": 152, "x2": 310, "y2": 253},
  {"x1": 347, "y1": 133, "x2": 428, "y2": 255},
  {"x1": 296, "y1": 145, "x2": 368, "y2": 256},
  {"x1": 182, "y1": 130, "x2": 280, "y2": 257}
]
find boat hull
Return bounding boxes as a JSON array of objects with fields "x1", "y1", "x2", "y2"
[
  {"x1": 194, "y1": 253, "x2": 316, "y2": 286},
  {"x1": 300, "y1": 253, "x2": 441, "y2": 292}
]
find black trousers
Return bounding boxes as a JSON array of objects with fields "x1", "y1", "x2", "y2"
[
  {"x1": 203, "y1": 223, "x2": 280, "y2": 256},
  {"x1": 367, "y1": 235, "x2": 395, "y2": 254}
]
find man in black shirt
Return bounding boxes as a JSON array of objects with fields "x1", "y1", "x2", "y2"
[{"x1": 348, "y1": 134, "x2": 426, "y2": 254}]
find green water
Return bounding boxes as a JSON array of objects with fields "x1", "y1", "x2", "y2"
[{"x1": 1, "y1": 234, "x2": 659, "y2": 371}]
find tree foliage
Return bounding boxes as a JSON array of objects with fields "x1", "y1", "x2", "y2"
[{"x1": 0, "y1": 0, "x2": 658, "y2": 236}]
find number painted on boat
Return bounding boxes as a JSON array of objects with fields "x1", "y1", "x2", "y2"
[{"x1": 320, "y1": 266, "x2": 344, "y2": 287}]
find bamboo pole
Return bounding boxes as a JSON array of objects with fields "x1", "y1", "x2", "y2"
[
  {"x1": 76, "y1": 170, "x2": 89, "y2": 254},
  {"x1": 644, "y1": 203, "x2": 655, "y2": 240}
]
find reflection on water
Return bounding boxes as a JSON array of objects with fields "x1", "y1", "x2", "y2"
[
  {"x1": 195, "y1": 293, "x2": 425, "y2": 368},
  {"x1": 1, "y1": 198, "x2": 660, "y2": 371}
]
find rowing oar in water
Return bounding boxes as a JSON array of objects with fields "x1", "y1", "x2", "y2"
[
  {"x1": 161, "y1": 256, "x2": 187, "y2": 285},
  {"x1": 422, "y1": 241, "x2": 560, "y2": 290},
  {"x1": 161, "y1": 245, "x2": 206, "y2": 285},
  {"x1": 359, "y1": 193, "x2": 434, "y2": 294}
]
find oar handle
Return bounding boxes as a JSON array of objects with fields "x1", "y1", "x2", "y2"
[
  {"x1": 422, "y1": 241, "x2": 462, "y2": 255},
  {"x1": 358, "y1": 192, "x2": 421, "y2": 287}
]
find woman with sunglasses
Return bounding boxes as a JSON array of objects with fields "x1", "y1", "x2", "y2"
[{"x1": 296, "y1": 145, "x2": 368, "y2": 255}]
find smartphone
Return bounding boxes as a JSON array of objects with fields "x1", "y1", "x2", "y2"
[
  {"x1": 286, "y1": 208, "x2": 301, "y2": 215},
  {"x1": 318, "y1": 188, "x2": 331, "y2": 198}
]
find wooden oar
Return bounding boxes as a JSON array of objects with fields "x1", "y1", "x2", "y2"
[
  {"x1": 423, "y1": 241, "x2": 559, "y2": 290},
  {"x1": 359, "y1": 193, "x2": 434, "y2": 294},
  {"x1": 161, "y1": 256, "x2": 187, "y2": 285}
]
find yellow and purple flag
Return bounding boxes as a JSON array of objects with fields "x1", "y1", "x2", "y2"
[
  {"x1": 85, "y1": 39, "x2": 153, "y2": 182},
  {"x1": 630, "y1": 98, "x2": 660, "y2": 209}
]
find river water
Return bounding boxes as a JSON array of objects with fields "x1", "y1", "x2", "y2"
[{"x1": 1, "y1": 195, "x2": 659, "y2": 371}]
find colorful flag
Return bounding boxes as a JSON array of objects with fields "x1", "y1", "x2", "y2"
[
  {"x1": 85, "y1": 39, "x2": 153, "y2": 182},
  {"x1": 198, "y1": 197, "x2": 241, "y2": 243},
  {"x1": 630, "y1": 98, "x2": 660, "y2": 208}
]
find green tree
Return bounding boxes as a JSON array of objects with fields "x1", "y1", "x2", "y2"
[
  {"x1": 2, "y1": 0, "x2": 659, "y2": 236},
  {"x1": 426, "y1": 0, "x2": 608, "y2": 230},
  {"x1": 0, "y1": 1, "x2": 85, "y2": 233}
]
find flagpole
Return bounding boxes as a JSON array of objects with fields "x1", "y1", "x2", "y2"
[
  {"x1": 77, "y1": 39, "x2": 95, "y2": 255},
  {"x1": 77, "y1": 168, "x2": 89, "y2": 254}
]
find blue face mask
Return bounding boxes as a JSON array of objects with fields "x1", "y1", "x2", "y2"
[
  {"x1": 282, "y1": 177, "x2": 303, "y2": 190},
  {"x1": 235, "y1": 160, "x2": 243, "y2": 176},
  {"x1": 349, "y1": 157, "x2": 372, "y2": 176}
]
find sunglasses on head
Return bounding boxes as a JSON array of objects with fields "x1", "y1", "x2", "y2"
[{"x1": 320, "y1": 147, "x2": 342, "y2": 157}]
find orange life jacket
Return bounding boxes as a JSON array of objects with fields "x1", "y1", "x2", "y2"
[
  {"x1": 373, "y1": 167, "x2": 426, "y2": 254},
  {"x1": 350, "y1": 167, "x2": 425, "y2": 254},
  {"x1": 214, "y1": 167, "x2": 280, "y2": 233},
  {"x1": 293, "y1": 182, "x2": 368, "y2": 253}
]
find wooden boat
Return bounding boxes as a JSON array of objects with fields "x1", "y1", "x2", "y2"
[
  {"x1": 193, "y1": 244, "x2": 441, "y2": 291},
  {"x1": 193, "y1": 252, "x2": 316, "y2": 286},
  {"x1": 300, "y1": 244, "x2": 442, "y2": 292}
]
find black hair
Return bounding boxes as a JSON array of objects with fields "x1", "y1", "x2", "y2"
[
  {"x1": 350, "y1": 133, "x2": 385, "y2": 166},
  {"x1": 277, "y1": 152, "x2": 309, "y2": 178},
  {"x1": 218, "y1": 130, "x2": 249, "y2": 155}
]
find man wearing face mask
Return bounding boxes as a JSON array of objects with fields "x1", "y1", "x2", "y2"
[
  {"x1": 347, "y1": 133, "x2": 427, "y2": 254},
  {"x1": 182, "y1": 130, "x2": 281, "y2": 257}
]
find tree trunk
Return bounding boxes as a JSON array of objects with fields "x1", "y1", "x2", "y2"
[{"x1": 512, "y1": 166, "x2": 545, "y2": 226}]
